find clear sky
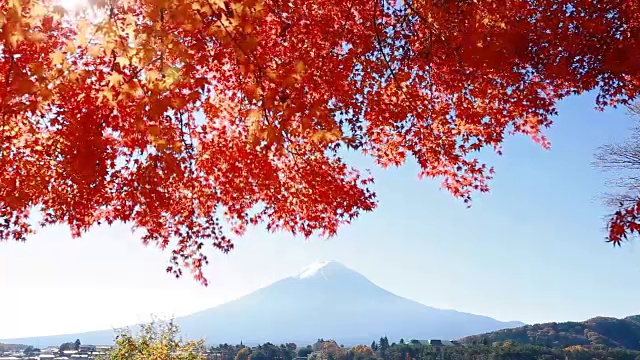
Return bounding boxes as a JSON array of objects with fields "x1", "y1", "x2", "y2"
[{"x1": 1, "y1": 92, "x2": 640, "y2": 340}]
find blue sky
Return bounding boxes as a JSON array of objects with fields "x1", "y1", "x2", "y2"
[{"x1": 1, "y1": 92, "x2": 639, "y2": 339}]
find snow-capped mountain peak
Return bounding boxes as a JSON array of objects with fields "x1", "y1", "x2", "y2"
[
  {"x1": 2, "y1": 260, "x2": 525, "y2": 347},
  {"x1": 296, "y1": 260, "x2": 336, "y2": 279}
]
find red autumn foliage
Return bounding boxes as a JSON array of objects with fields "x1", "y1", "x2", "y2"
[{"x1": 1, "y1": 0, "x2": 639, "y2": 284}]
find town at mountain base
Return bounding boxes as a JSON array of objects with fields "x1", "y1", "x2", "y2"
[
  {"x1": 0, "y1": 261, "x2": 523, "y2": 347},
  {"x1": 4, "y1": 327, "x2": 640, "y2": 360}
]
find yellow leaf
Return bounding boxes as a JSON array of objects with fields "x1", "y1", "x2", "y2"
[
  {"x1": 107, "y1": 72, "x2": 124, "y2": 87},
  {"x1": 295, "y1": 60, "x2": 306, "y2": 74},
  {"x1": 246, "y1": 109, "x2": 262, "y2": 137},
  {"x1": 327, "y1": 127, "x2": 342, "y2": 141},
  {"x1": 98, "y1": 89, "x2": 114, "y2": 103},
  {"x1": 88, "y1": 46, "x2": 102, "y2": 57},
  {"x1": 9, "y1": 0, "x2": 22, "y2": 12},
  {"x1": 311, "y1": 130, "x2": 326, "y2": 143},
  {"x1": 122, "y1": 82, "x2": 142, "y2": 98},
  {"x1": 247, "y1": 109, "x2": 262, "y2": 122},
  {"x1": 146, "y1": 70, "x2": 161, "y2": 83},
  {"x1": 31, "y1": 3, "x2": 47, "y2": 16},
  {"x1": 76, "y1": 31, "x2": 88, "y2": 47},
  {"x1": 50, "y1": 51, "x2": 65, "y2": 66},
  {"x1": 104, "y1": 40, "x2": 116, "y2": 56},
  {"x1": 211, "y1": 0, "x2": 225, "y2": 9},
  {"x1": 116, "y1": 56, "x2": 130, "y2": 67},
  {"x1": 253, "y1": 0, "x2": 265, "y2": 14},
  {"x1": 9, "y1": 32, "x2": 24, "y2": 48},
  {"x1": 64, "y1": 40, "x2": 76, "y2": 53},
  {"x1": 164, "y1": 67, "x2": 181, "y2": 82}
]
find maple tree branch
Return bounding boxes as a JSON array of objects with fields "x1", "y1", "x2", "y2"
[
  {"x1": 125, "y1": 57, "x2": 162, "y2": 84},
  {"x1": 177, "y1": 111, "x2": 197, "y2": 166},
  {"x1": 160, "y1": 8, "x2": 166, "y2": 74}
]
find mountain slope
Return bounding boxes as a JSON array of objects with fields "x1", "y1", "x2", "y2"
[
  {"x1": 2, "y1": 261, "x2": 523, "y2": 346},
  {"x1": 177, "y1": 261, "x2": 523, "y2": 345},
  {"x1": 459, "y1": 315, "x2": 640, "y2": 350}
]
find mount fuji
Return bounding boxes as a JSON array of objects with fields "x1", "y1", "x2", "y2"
[{"x1": 2, "y1": 261, "x2": 524, "y2": 346}]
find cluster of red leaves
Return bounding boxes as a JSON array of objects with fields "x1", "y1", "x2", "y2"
[
  {"x1": 608, "y1": 205, "x2": 640, "y2": 246},
  {"x1": 1, "y1": 0, "x2": 639, "y2": 284}
]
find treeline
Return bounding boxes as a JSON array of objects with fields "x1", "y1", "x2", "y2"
[
  {"x1": 207, "y1": 338, "x2": 640, "y2": 360},
  {"x1": 98, "y1": 321, "x2": 640, "y2": 360},
  {"x1": 367, "y1": 340, "x2": 640, "y2": 360},
  {"x1": 220, "y1": 343, "x2": 298, "y2": 360}
]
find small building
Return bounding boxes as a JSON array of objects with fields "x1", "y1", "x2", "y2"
[
  {"x1": 409, "y1": 340, "x2": 428, "y2": 345},
  {"x1": 77, "y1": 345, "x2": 95, "y2": 354}
]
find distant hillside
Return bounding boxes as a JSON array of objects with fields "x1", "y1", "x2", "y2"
[
  {"x1": 0, "y1": 343, "x2": 28, "y2": 352},
  {"x1": 460, "y1": 315, "x2": 640, "y2": 350}
]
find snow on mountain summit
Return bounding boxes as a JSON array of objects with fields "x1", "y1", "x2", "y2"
[{"x1": 296, "y1": 260, "x2": 336, "y2": 279}]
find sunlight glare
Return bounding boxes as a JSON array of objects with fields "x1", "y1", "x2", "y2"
[{"x1": 59, "y1": 0, "x2": 89, "y2": 11}]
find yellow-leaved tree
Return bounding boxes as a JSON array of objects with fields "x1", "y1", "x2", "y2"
[{"x1": 99, "y1": 319, "x2": 206, "y2": 360}]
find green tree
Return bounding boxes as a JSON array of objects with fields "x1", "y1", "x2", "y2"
[
  {"x1": 283, "y1": 344, "x2": 296, "y2": 360},
  {"x1": 97, "y1": 319, "x2": 205, "y2": 360},
  {"x1": 249, "y1": 350, "x2": 268, "y2": 360},
  {"x1": 74, "y1": 339, "x2": 81, "y2": 351},
  {"x1": 298, "y1": 347, "x2": 313, "y2": 358},
  {"x1": 379, "y1": 337, "x2": 389, "y2": 352},
  {"x1": 59, "y1": 342, "x2": 74, "y2": 352}
]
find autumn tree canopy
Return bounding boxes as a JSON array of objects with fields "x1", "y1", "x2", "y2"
[{"x1": 1, "y1": 0, "x2": 639, "y2": 284}]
